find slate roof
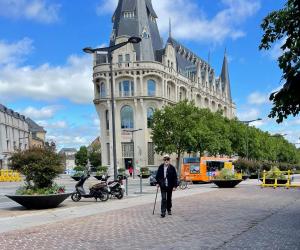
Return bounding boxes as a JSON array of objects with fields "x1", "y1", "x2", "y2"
[
  {"x1": 26, "y1": 118, "x2": 46, "y2": 133},
  {"x1": 0, "y1": 104, "x2": 26, "y2": 121},
  {"x1": 111, "y1": 0, "x2": 163, "y2": 61}
]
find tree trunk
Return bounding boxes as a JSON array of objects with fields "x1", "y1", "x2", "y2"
[{"x1": 176, "y1": 150, "x2": 181, "y2": 179}]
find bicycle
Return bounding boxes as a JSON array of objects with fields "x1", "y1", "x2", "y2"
[{"x1": 178, "y1": 176, "x2": 192, "y2": 190}]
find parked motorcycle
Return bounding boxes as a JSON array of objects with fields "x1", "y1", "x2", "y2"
[
  {"x1": 71, "y1": 173, "x2": 109, "y2": 202},
  {"x1": 102, "y1": 175, "x2": 124, "y2": 199}
]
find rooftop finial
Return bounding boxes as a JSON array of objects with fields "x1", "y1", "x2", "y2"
[
  {"x1": 208, "y1": 50, "x2": 211, "y2": 65},
  {"x1": 169, "y1": 17, "x2": 172, "y2": 38}
]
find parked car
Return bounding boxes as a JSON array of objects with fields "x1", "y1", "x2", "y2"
[{"x1": 149, "y1": 170, "x2": 158, "y2": 186}]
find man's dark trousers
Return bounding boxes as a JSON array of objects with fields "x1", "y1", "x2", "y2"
[{"x1": 161, "y1": 187, "x2": 173, "y2": 215}]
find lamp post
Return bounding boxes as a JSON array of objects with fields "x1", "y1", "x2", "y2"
[
  {"x1": 123, "y1": 128, "x2": 142, "y2": 179},
  {"x1": 83, "y1": 37, "x2": 142, "y2": 180},
  {"x1": 240, "y1": 118, "x2": 262, "y2": 160}
]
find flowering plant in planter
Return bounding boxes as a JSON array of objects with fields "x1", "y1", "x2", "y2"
[
  {"x1": 214, "y1": 168, "x2": 237, "y2": 180},
  {"x1": 266, "y1": 166, "x2": 286, "y2": 180},
  {"x1": 9, "y1": 147, "x2": 65, "y2": 195},
  {"x1": 96, "y1": 166, "x2": 108, "y2": 176}
]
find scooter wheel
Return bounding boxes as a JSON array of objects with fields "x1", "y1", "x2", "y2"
[
  {"x1": 116, "y1": 191, "x2": 124, "y2": 199},
  {"x1": 100, "y1": 191, "x2": 109, "y2": 202},
  {"x1": 71, "y1": 192, "x2": 81, "y2": 202}
]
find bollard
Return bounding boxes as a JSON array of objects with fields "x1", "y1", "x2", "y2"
[
  {"x1": 140, "y1": 174, "x2": 143, "y2": 194},
  {"x1": 286, "y1": 170, "x2": 291, "y2": 189},
  {"x1": 126, "y1": 176, "x2": 128, "y2": 196},
  {"x1": 262, "y1": 170, "x2": 266, "y2": 188}
]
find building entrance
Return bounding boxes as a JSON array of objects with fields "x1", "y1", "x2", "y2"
[{"x1": 124, "y1": 158, "x2": 133, "y2": 170}]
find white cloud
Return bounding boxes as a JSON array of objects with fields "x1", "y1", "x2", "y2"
[
  {"x1": 247, "y1": 92, "x2": 269, "y2": 105},
  {"x1": 20, "y1": 106, "x2": 59, "y2": 119},
  {"x1": 268, "y1": 37, "x2": 287, "y2": 60},
  {"x1": 0, "y1": 38, "x2": 33, "y2": 65},
  {"x1": 0, "y1": 0, "x2": 60, "y2": 23},
  {"x1": 0, "y1": 39, "x2": 94, "y2": 103},
  {"x1": 97, "y1": 0, "x2": 260, "y2": 43},
  {"x1": 237, "y1": 108, "x2": 261, "y2": 121}
]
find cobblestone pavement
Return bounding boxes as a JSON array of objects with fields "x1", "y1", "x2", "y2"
[{"x1": 0, "y1": 185, "x2": 299, "y2": 250}]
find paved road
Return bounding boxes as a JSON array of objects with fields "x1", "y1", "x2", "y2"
[
  {"x1": 0, "y1": 182, "x2": 299, "y2": 250},
  {"x1": 0, "y1": 174, "x2": 154, "y2": 208}
]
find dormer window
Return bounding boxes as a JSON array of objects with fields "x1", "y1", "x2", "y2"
[
  {"x1": 124, "y1": 11, "x2": 135, "y2": 19},
  {"x1": 150, "y1": 15, "x2": 156, "y2": 22},
  {"x1": 142, "y1": 26, "x2": 150, "y2": 39}
]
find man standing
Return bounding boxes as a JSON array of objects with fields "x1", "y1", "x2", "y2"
[{"x1": 156, "y1": 154, "x2": 178, "y2": 218}]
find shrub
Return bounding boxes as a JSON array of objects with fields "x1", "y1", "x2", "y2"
[
  {"x1": 140, "y1": 167, "x2": 150, "y2": 175},
  {"x1": 266, "y1": 166, "x2": 286, "y2": 180},
  {"x1": 9, "y1": 148, "x2": 64, "y2": 189},
  {"x1": 72, "y1": 171, "x2": 84, "y2": 177},
  {"x1": 215, "y1": 168, "x2": 236, "y2": 180},
  {"x1": 97, "y1": 166, "x2": 108, "y2": 173},
  {"x1": 73, "y1": 166, "x2": 85, "y2": 172},
  {"x1": 118, "y1": 168, "x2": 126, "y2": 174},
  {"x1": 16, "y1": 184, "x2": 65, "y2": 195}
]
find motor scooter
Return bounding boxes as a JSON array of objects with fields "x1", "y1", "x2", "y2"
[
  {"x1": 102, "y1": 175, "x2": 124, "y2": 199},
  {"x1": 71, "y1": 173, "x2": 109, "y2": 202}
]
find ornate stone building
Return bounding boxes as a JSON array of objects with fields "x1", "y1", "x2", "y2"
[
  {"x1": 0, "y1": 104, "x2": 29, "y2": 169},
  {"x1": 91, "y1": 0, "x2": 236, "y2": 171}
]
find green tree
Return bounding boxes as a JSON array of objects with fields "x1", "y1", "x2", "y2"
[
  {"x1": 88, "y1": 144, "x2": 102, "y2": 169},
  {"x1": 151, "y1": 100, "x2": 200, "y2": 171},
  {"x1": 259, "y1": 0, "x2": 300, "y2": 123},
  {"x1": 75, "y1": 146, "x2": 88, "y2": 167},
  {"x1": 9, "y1": 148, "x2": 63, "y2": 189}
]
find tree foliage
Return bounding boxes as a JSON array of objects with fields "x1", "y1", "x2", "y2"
[
  {"x1": 259, "y1": 0, "x2": 300, "y2": 122},
  {"x1": 150, "y1": 101, "x2": 300, "y2": 168},
  {"x1": 151, "y1": 100, "x2": 200, "y2": 171},
  {"x1": 75, "y1": 146, "x2": 88, "y2": 167},
  {"x1": 9, "y1": 147, "x2": 64, "y2": 189},
  {"x1": 88, "y1": 143, "x2": 102, "y2": 169}
]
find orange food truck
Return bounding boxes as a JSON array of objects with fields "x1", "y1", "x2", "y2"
[{"x1": 180, "y1": 157, "x2": 235, "y2": 183}]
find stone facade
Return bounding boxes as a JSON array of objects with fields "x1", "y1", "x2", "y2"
[
  {"x1": 91, "y1": 0, "x2": 236, "y2": 172},
  {"x1": 59, "y1": 148, "x2": 77, "y2": 171},
  {"x1": 0, "y1": 104, "x2": 29, "y2": 169}
]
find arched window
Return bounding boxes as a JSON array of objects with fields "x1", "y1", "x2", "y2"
[
  {"x1": 119, "y1": 80, "x2": 134, "y2": 97},
  {"x1": 147, "y1": 80, "x2": 156, "y2": 96},
  {"x1": 100, "y1": 82, "x2": 106, "y2": 98},
  {"x1": 121, "y1": 105, "x2": 134, "y2": 129},
  {"x1": 147, "y1": 107, "x2": 154, "y2": 128},
  {"x1": 105, "y1": 110, "x2": 109, "y2": 130}
]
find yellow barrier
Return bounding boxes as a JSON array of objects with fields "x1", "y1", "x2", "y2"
[
  {"x1": 0, "y1": 169, "x2": 22, "y2": 182},
  {"x1": 261, "y1": 170, "x2": 300, "y2": 189}
]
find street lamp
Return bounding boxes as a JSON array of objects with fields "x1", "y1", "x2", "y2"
[
  {"x1": 83, "y1": 36, "x2": 142, "y2": 180},
  {"x1": 240, "y1": 118, "x2": 262, "y2": 160},
  {"x1": 123, "y1": 128, "x2": 142, "y2": 179}
]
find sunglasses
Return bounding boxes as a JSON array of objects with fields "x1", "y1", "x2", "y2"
[{"x1": 164, "y1": 158, "x2": 170, "y2": 161}]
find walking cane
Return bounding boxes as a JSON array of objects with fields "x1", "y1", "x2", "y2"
[{"x1": 153, "y1": 185, "x2": 159, "y2": 215}]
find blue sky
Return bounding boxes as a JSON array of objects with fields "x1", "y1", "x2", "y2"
[{"x1": 0, "y1": 0, "x2": 299, "y2": 149}]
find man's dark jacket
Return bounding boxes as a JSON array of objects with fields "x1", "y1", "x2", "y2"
[{"x1": 156, "y1": 164, "x2": 178, "y2": 190}]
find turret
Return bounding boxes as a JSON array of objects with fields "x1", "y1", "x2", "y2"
[
  {"x1": 110, "y1": 0, "x2": 163, "y2": 61},
  {"x1": 220, "y1": 52, "x2": 232, "y2": 101}
]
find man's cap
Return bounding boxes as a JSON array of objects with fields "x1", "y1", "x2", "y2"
[{"x1": 163, "y1": 154, "x2": 170, "y2": 160}]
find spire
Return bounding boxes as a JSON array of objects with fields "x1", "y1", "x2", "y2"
[
  {"x1": 220, "y1": 50, "x2": 232, "y2": 101},
  {"x1": 110, "y1": 0, "x2": 163, "y2": 61},
  {"x1": 169, "y1": 18, "x2": 172, "y2": 38}
]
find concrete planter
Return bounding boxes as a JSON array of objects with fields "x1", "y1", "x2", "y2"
[
  {"x1": 212, "y1": 179, "x2": 242, "y2": 188},
  {"x1": 6, "y1": 193, "x2": 71, "y2": 209}
]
